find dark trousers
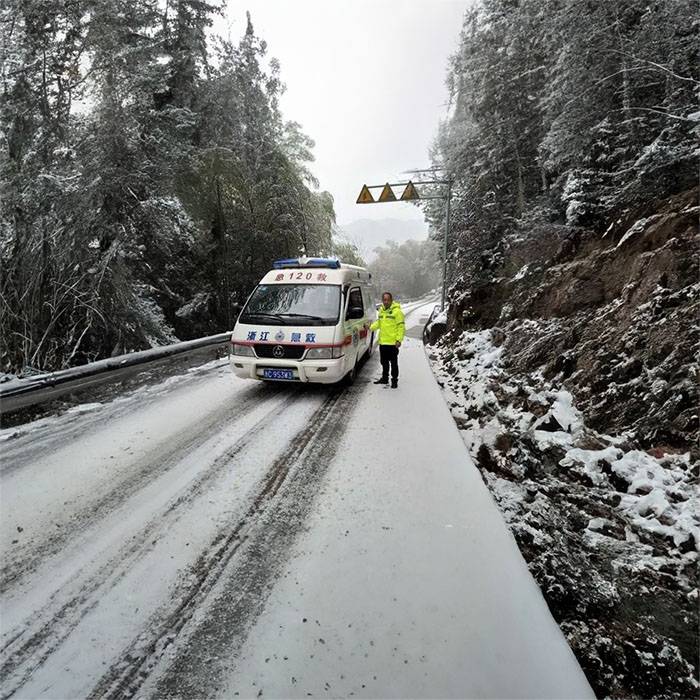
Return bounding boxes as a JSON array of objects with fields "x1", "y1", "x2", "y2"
[{"x1": 379, "y1": 344, "x2": 399, "y2": 380}]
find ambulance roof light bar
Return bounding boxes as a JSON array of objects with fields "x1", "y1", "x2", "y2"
[{"x1": 272, "y1": 256, "x2": 341, "y2": 269}]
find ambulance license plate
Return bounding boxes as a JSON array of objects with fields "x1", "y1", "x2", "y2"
[{"x1": 263, "y1": 368, "x2": 294, "y2": 380}]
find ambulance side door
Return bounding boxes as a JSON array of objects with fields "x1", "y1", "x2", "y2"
[
  {"x1": 345, "y1": 286, "x2": 364, "y2": 363},
  {"x1": 361, "y1": 285, "x2": 374, "y2": 351}
]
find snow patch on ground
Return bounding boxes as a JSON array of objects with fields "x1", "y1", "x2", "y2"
[
  {"x1": 433, "y1": 329, "x2": 698, "y2": 551},
  {"x1": 65, "y1": 402, "x2": 103, "y2": 414},
  {"x1": 0, "y1": 357, "x2": 230, "y2": 443},
  {"x1": 513, "y1": 264, "x2": 530, "y2": 280}
]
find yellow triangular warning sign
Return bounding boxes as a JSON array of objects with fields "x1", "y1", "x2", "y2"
[
  {"x1": 356, "y1": 185, "x2": 375, "y2": 204},
  {"x1": 378, "y1": 183, "x2": 396, "y2": 202},
  {"x1": 400, "y1": 180, "x2": 420, "y2": 201}
]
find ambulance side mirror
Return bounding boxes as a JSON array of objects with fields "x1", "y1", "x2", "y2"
[{"x1": 347, "y1": 306, "x2": 364, "y2": 320}]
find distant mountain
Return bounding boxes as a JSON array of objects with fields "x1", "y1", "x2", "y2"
[{"x1": 336, "y1": 218, "x2": 429, "y2": 262}]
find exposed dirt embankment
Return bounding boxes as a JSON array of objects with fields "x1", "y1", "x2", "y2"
[
  {"x1": 430, "y1": 188, "x2": 698, "y2": 699},
  {"x1": 451, "y1": 188, "x2": 698, "y2": 450}
]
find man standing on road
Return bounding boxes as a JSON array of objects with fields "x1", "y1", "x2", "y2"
[{"x1": 370, "y1": 292, "x2": 405, "y2": 389}]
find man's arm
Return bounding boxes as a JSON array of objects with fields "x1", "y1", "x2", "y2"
[{"x1": 395, "y1": 305, "x2": 405, "y2": 345}]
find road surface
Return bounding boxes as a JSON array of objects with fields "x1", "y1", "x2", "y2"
[{"x1": 0, "y1": 302, "x2": 593, "y2": 699}]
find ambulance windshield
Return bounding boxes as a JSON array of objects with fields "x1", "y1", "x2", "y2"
[{"x1": 240, "y1": 284, "x2": 342, "y2": 326}]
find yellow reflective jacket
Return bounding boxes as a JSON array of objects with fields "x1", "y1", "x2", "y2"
[{"x1": 370, "y1": 301, "x2": 405, "y2": 345}]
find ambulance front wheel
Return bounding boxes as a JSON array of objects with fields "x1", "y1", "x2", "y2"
[
  {"x1": 342, "y1": 357, "x2": 359, "y2": 386},
  {"x1": 363, "y1": 332, "x2": 375, "y2": 361}
]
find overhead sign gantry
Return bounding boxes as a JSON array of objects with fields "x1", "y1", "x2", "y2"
[
  {"x1": 355, "y1": 174, "x2": 453, "y2": 311},
  {"x1": 355, "y1": 181, "x2": 422, "y2": 204}
]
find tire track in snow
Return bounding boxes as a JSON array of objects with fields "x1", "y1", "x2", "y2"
[
  {"x1": 0, "y1": 389, "x2": 304, "y2": 699},
  {"x1": 0, "y1": 382, "x2": 280, "y2": 594},
  {"x1": 88, "y1": 380, "x2": 364, "y2": 700}
]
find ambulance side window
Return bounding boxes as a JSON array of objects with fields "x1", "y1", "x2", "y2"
[
  {"x1": 346, "y1": 287, "x2": 364, "y2": 320},
  {"x1": 363, "y1": 288, "x2": 374, "y2": 313}
]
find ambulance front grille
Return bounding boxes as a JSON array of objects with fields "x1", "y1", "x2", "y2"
[{"x1": 254, "y1": 344, "x2": 305, "y2": 360}]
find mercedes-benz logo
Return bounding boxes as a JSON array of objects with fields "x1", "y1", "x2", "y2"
[{"x1": 272, "y1": 345, "x2": 284, "y2": 358}]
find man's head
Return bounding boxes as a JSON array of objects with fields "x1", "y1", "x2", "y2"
[{"x1": 382, "y1": 292, "x2": 393, "y2": 308}]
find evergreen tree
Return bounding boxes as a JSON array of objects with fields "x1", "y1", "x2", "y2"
[
  {"x1": 179, "y1": 14, "x2": 334, "y2": 329},
  {"x1": 1, "y1": 0, "x2": 91, "y2": 369}
]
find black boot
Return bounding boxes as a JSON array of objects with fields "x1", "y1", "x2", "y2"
[
  {"x1": 374, "y1": 377, "x2": 388, "y2": 385},
  {"x1": 391, "y1": 378, "x2": 398, "y2": 388}
]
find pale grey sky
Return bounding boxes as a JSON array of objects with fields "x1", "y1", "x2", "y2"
[{"x1": 215, "y1": 0, "x2": 469, "y2": 226}]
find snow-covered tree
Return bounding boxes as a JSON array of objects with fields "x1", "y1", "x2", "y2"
[
  {"x1": 1, "y1": 4, "x2": 335, "y2": 372},
  {"x1": 426, "y1": 0, "x2": 698, "y2": 291}
]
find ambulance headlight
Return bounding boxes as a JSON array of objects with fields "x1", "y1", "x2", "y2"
[
  {"x1": 232, "y1": 343, "x2": 255, "y2": 357},
  {"x1": 305, "y1": 347, "x2": 332, "y2": 360},
  {"x1": 305, "y1": 347, "x2": 343, "y2": 360}
]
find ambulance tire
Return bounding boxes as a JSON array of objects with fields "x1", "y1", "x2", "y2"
[
  {"x1": 363, "y1": 332, "x2": 375, "y2": 361},
  {"x1": 343, "y1": 355, "x2": 359, "y2": 386}
]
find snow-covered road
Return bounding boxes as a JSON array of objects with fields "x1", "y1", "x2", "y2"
[{"x1": 0, "y1": 302, "x2": 593, "y2": 699}]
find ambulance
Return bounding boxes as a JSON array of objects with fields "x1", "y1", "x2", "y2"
[{"x1": 230, "y1": 257, "x2": 375, "y2": 384}]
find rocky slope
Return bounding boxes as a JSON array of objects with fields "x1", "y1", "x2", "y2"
[{"x1": 428, "y1": 187, "x2": 698, "y2": 698}]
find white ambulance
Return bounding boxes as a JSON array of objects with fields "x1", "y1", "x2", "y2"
[{"x1": 230, "y1": 257, "x2": 375, "y2": 384}]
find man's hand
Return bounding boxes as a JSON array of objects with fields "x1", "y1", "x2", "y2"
[{"x1": 395, "y1": 341, "x2": 401, "y2": 348}]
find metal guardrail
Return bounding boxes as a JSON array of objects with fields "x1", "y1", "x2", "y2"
[{"x1": 0, "y1": 332, "x2": 232, "y2": 414}]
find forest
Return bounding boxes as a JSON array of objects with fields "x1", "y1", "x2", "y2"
[
  {"x1": 423, "y1": 0, "x2": 697, "y2": 275},
  {"x1": 368, "y1": 239, "x2": 440, "y2": 301},
  {"x1": 1, "y1": 1, "x2": 337, "y2": 374}
]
